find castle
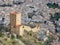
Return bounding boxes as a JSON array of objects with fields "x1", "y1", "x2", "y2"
[{"x1": 10, "y1": 11, "x2": 40, "y2": 36}]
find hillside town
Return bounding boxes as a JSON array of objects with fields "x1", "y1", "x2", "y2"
[{"x1": 0, "y1": 0, "x2": 60, "y2": 45}]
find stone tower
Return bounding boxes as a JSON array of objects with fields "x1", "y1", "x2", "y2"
[{"x1": 10, "y1": 11, "x2": 22, "y2": 35}]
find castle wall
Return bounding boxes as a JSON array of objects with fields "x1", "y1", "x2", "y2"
[{"x1": 19, "y1": 25, "x2": 40, "y2": 36}]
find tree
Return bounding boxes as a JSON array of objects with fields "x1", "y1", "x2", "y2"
[
  {"x1": 47, "y1": 3, "x2": 59, "y2": 9},
  {"x1": 0, "y1": 33, "x2": 3, "y2": 37},
  {"x1": 50, "y1": 13, "x2": 60, "y2": 21},
  {"x1": 44, "y1": 36, "x2": 53, "y2": 45},
  {"x1": 11, "y1": 34, "x2": 15, "y2": 39}
]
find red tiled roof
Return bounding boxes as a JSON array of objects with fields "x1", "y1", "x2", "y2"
[
  {"x1": 11, "y1": 11, "x2": 17, "y2": 15},
  {"x1": 17, "y1": 24, "x2": 22, "y2": 27}
]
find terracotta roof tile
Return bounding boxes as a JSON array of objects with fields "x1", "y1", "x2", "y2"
[
  {"x1": 17, "y1": 24, "x2": 22, "y2": 27},
  {"x1": 11, "y1": 11, "x2": 17, "y2": 15}
]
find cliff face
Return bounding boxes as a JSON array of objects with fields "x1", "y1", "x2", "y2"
[{"x1": 0, "y1": 0, "x2": 60, "y2": 25}]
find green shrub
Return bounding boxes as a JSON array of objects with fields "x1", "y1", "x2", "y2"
[
  {"x1": 50, "y1": 13, "x2": 60, "y2": 21},
  {"x1": 0, "y1": 33, "x2": 3, "y2": 37},
  {"x1": 11, "y1": 34, "x2": 15, "y2": 39},
  {"x1": 47, "y1": 3, "x2": 59, "y2": 9}
]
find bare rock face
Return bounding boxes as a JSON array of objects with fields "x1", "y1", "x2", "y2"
[
  {"x1": 0, "y1": 0, "x2": 25, "y2": 5},
  {"x1": 0, "y1": 0, "x2": 59, "y2": 25},
  {"x1": 0, "y1": 0, "x2": 13, "y2": 5},
  {"x1": 13, "y1": 0, "x2": 25, "y2": 4},
  {"x1": 18, "y1": 0, "x2": 25, "y2": 2}
]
